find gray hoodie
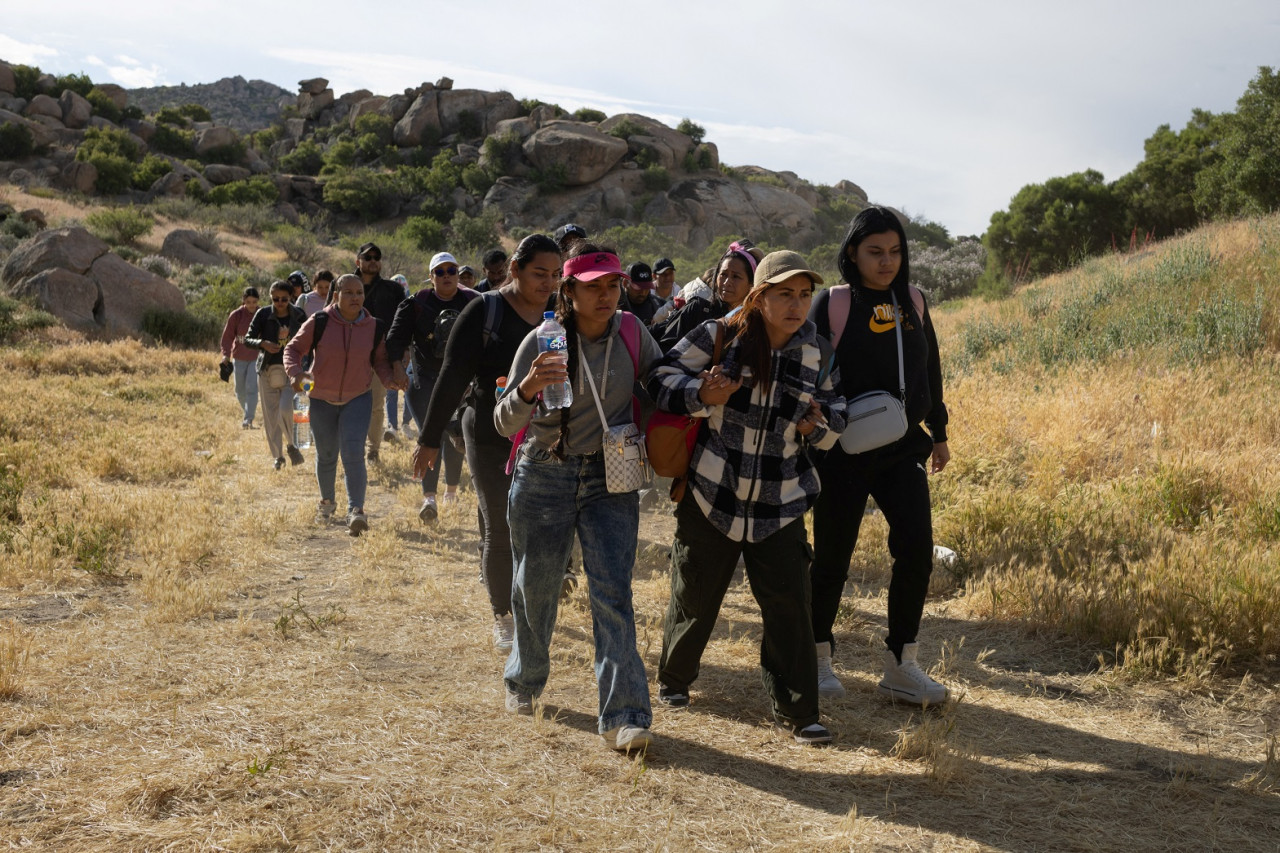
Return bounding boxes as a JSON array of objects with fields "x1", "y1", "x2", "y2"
[{"x1": 494, "y1": 312, "x2": 662, "y2": 457}]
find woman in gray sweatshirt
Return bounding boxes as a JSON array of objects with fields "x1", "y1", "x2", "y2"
[{"x1": 493, "y1": 244, "x2": 663, "y2": 755}]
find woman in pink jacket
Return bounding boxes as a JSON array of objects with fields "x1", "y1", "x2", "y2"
[
  {"x1": 219, "y1": 287, "x2": 260, "y2": 429},
  {"x1": 284, "y1": 274, "x2": 395, "y2": 536}
]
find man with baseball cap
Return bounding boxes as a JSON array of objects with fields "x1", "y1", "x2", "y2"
[
  {"x1": 554, "y1": 223, "x2": 588, "y2": 255},
  {"x1": 354, "y1": 242, "x2": 409, "y2": 462},
  {"x1": 619, "y1": 261, "x2": 664, "y2": 327},
  {"x1": 650, "y1": 258, "x2": 679, "y2": 326}
]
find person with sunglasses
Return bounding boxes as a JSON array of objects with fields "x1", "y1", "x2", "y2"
[
  {"x1": 387, "y1": 251, "x2": 479, "y2": 521},
  {"x1": 353, "y1": 242, "x2": 408, "y2": 463},
  {"x1": 245, "y1": 280, "x2": 308, "y2": 470}
]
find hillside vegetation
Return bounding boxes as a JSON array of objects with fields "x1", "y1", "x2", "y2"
[{"x1": 0, "y1": 206, "x2": 1275, "y2": 849}]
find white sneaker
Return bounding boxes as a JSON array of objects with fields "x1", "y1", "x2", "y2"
[
  {"x1": 877, "y1": 642, "x2": 949, "y2": 706},
  {"x1": 816, "y1": 642, "x2": 846, "y2": 699},
  {"x1": 493, "y1": 613, "x2": 514, "y2": 651},
  {"x1": 603, "y1": 724, "x2": 652, "y2": 754}
]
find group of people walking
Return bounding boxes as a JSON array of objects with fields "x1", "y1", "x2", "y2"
[{"x1": 219, "y1": 206, "x2": 952, "y2": 752}]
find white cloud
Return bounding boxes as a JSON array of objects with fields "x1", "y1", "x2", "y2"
[
  {"x1": 100, "y1": 62, "x2": 165, "y2": 87},
  {"x1": 0, "y1": 34, "x2": 58, "y2": 65}
]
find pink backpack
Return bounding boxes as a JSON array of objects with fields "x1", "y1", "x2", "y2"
[{"x1": 827, "y1": 284, "x2": 925, "y2": 348}]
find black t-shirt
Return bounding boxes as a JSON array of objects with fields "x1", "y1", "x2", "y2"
[
  {"x1": 386, "y1": 287, "x2": 479, "y2": 376},
  {"x1": 420, "y1": 291, "x2": 539, "y2": 448},
  {"x1": 361, "y1": 274, "x2": 407, "y2": 327}
]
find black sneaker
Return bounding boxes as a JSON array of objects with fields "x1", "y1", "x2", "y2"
[
  {"x1": 273, "y1": 457, "x2": 285, "y2": 470},
  {"x1": 287, "y1": 445, "x2": 304, "y2": 466},
  {"x1": 658, "y1": 685, "x2": 689, "y2": 708}
]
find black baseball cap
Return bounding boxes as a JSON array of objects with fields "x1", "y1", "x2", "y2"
[
  {"x1": 554, "y1": 223, "x2": 587, "y2": 242},
  {"x1": 626, "y1": 261, "x2": 654, "y2": 289},
  {"x1": 653, "y1": 257, "x2": 675, "y2": 274},
  {"x1": 356, "y1": 242, "x2": 381, "y2": 259}
]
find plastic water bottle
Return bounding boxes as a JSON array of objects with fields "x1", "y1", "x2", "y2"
[
  {"x1": 535, "y1": 312, "x2": 572, "y2": 409},
  {"x1": 293, "y1": 391, "x2": 311, "y2": 449}
]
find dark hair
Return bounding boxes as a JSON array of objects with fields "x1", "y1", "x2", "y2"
[
  {"x1": 242, "y1": 287, "x2": 259, "y2": 300},
  {"x1": 549, "y1": 241, "x2": 616, "y2": 459},
  {"x1": 314, "y1": 269, "x2": 335, "y2": 283},
  {"x1": 269, "y1": 279, "x2": 292, "y2": 296},
  {"x1": 511, "y1": 233, "x2": 560, "y2": 271},
  {"x1": 838, "y1": 206, "x2": 911, "y2": 303},
  {"x1": 482, "y1": 248, "x2": 508, "y2": 266},
  {"x1": 709, "y1": 249, "x2": 755, "y2": 308}
]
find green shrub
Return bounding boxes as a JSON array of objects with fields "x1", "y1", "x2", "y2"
[
  {"x1": 398, "y1": 215, "x2": 446, "y2": 251},
  {"x1": 354, "y1": 113, "x2": 394, "y2": 144},
  {"x1": 641, "y1": 165, "x2": 672, "y2": 191},
  {"x1": 86, "y1": 154, "x2": 135, "y2": 194},
  {"x1": 131, "y1": 154, "x2": 173, "y2": 191},
  {"x1": 179, "y1": 103, "x2": 212, "y2": 122},
  {"x1": 55, "y1": 72, "x2": 94, "y2": 98},
  {"x1": 676, "y1": 118, "x2": 706, "y2": 145},
  {"x1": 320, "y1": 139, "x2": 358, "y2": 174},
  {"x1": 267, "y1": 224, "x2": 326, "y2": 268},
  {"x1": 77, "y1": 126, "x2": 141, "y2": 162},
  {"x1": 152, "y1": 124, "x2": 196, "y2": 158},
  {"x1": 85, "y1": 88, "x2": 122, "y2": 124},
  {"x1": 608, "y1": 118, "x2": 642, "y2": 140},
  {"x1": 154, "y1": 107, "x2": 188, "y2": 127},
  {"x1": 200, "y1": 140, "x2": 245, "y2": 166},
  {"x1": 322, "y1": 168, "x2": 402, "y2": 220},
  {"x1": 461, "y1": 163, "x2": 493, "y2": 196},
  {"x1": 482, "y1": 132, "x2": 522, "y2": 174},
  {"x1": 205, "y1": 177, "x2": 279, "y2": 207},
  {"x1": 11, "y1": 65, "x2": 40, "y2": 101},
  {"x1": 141, "y1": 309, "x2": 220, "y2": 348},
  {"x1": 277, "y1": 140, "x2": 324, "y2": 175},
  {"x1": 0, "y1": 124, "x2": 34, "y2": 160},
  {"x1": 635, "y1": 147, "x2": 659, "y2": 169},
  {"x1": 531, "y1": 163, "x2": 567, "y2": 194},
  {"x1": 448, "y1": 209, "x2": 501, "y2": 256},
  {"x1": 0, "y1": 294, "x2": 57, "y2": 344},
  {"x1": 573, "y1": 108, "x2": 606, "y2": 124},
  {"x1": 84, "y1": 207, "x2": 155, "y2": 245}
]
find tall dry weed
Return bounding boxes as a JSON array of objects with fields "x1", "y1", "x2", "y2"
[{"x1": 0, "y1": 620, "x2": 31, "y2": 699}]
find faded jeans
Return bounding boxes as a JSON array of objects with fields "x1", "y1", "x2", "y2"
[
  {"x1": 406, "y1": 370, "x2": 462, "y2": 495},
  {"x1": 232, "y1": 358, "x2": 258, "y2": 425},
  {"x1": 309, "y1": 391, "x2": 372, "y2": 512},
  {"x1": 504, "y1": 447, "x2": 652, "y2": 733}
]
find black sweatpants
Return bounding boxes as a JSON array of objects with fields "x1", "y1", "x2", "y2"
[
  {"x1": 810, "y1": 431, "x2": 934, "y2": 658},
  {"x1": 462, "y1": 406, "x2": 514, "y2": 617},
  {"x1": 659, "y1": 493, "x2": 819, "y2": 729}
]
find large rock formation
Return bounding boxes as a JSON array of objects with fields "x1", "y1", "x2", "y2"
[
  {"x1": 1, "y1": 227, "x2": 186, "y2": 333},
  {"x1": 522, "y1": 123, "x2": 629, "y2": 187},
  {"x1": 161, "y1": 228, "x2": 227, "y2": 267}
]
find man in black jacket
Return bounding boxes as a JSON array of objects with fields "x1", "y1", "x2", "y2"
[{"x1": 354, "y1": 242, "x2": 406, "y2": 462}]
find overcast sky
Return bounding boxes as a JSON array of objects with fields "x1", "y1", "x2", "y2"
[{"x1": 4, "y1": 1, "x2": 1278, "y2": 236}]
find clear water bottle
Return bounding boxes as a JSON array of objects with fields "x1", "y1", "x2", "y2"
[
  {"x1": 293, "y1": 391, "x2": 312, "y2": 449},
  {"x1": 535, "y1": 312, "x2": 573, "y2": 409}
]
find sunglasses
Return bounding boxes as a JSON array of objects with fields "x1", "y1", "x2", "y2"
[
  {"x1": 271, "y1": 297, "x2": 291, "y2": 303},
  {"x1": 360, "y1": 253, "x2": 382, "y2": 261},
  {"x1": 433, "y1": 266, "x2": 459, "y2": 276}
]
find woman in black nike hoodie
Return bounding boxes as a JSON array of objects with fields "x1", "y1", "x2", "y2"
[{"x1": 807, "y1": 206, "x2": 952, "y2": 708}]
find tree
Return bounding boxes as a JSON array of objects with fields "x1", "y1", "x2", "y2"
[
  {"x1": 1113, "y1": 110, "x2": 1221, "y2": 238},
  {"x1": 984, "y1": 169, "x2": 1124, "y2": 279},
  {"x1": 1193, "y1": 66, "x2": 1280, "y2": 218}
]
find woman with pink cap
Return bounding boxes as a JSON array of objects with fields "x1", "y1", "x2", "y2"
[{"x1": 495, "y1": 243, "x2": 664, "y2": 755}]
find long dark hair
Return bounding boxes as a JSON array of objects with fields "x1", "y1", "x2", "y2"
[
  {"x1": 549, "y1": 241, "x2": 616, "y2": 459},
  {"x1": 726, "y1": 273, "x2": 817, "y2": 396},
  {"x1": 511, "y1": 233, "x2": 560, "y2": 273},
  {"x1": 837, "y1": 206, "x2": 912, "y2": 308}
]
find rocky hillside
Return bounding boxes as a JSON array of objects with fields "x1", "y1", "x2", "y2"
[
  {"x1": 0, "y1": 58, "x2": 873, "y2": 254},
  {"x1": 128, "y1": 76, "x2": 293, "y2": 133}
]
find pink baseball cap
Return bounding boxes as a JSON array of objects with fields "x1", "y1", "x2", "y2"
[{"x1": 563, "y1": 252, "x2": 629, "y2": 282}]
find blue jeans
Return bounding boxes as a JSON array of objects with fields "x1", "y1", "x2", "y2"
[
  {"x1": 309, "y1": 391, "x2": 373, "y2": 512},
  {"x1": 233, "y1": 358, "x2": 258, "y2": 425},
  {"x1": 406, "y1": 371, "x2": 463, "y2": 495},
  {"x1": 504, "y1": 447, "x2": 651, "y2": 733}
]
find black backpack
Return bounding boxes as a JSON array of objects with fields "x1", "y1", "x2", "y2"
[{"x1": 308, "y1": 310, "x2": 387, "y2": 366}]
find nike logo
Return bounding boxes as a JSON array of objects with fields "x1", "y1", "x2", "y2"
[{"x1": 869, "y1": 317, "x2": 899, "y2": 333}]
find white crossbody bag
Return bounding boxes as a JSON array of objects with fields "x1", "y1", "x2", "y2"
[
  {"x1": 832, "y1": 288, "x2": 910, "y2": 455},
  {"x1": 581, "y1": 335, "x2": 652, "y2": 493}
]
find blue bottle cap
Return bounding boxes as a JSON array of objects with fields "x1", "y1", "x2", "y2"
[{"x1": 543, "y1": 311, "x2": 555, "y2": 320}]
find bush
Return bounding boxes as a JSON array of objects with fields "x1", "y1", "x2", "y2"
[
  {"x1": 608, "y1": 118, "x2": 642, "y2": 140},
  {"x1": 55, "y1": 72, "x2": 94, "y2": 98},
  {"x1": 482, "y1": 132, "x2": 522, "y2": 174},
  {"x1": 77, "y1": 126, "x2": 141, "y2": 162},
  {"x1": 910, "y1": 239, "x2": 987, "y2": 302},
  {"x1": 179, "y1": 103, "x2": 212, "y2": 122},
  {"x1": 448, "y1": 209, "x2": 501, "y2": 256},
  {"x1": 398, "y1": 215, "x2": 446, "y2": 251},
  {"x1": 131, "y1": 154, "x2": 173, "y2": 191},
  {"x1": 461, "y1": 163, "x2": 493, "y2": 196},
  {"x1": 85, "y1": 88, "x2": 122, "y2": 124},
  {"x1": 86, "y1": 154, "x2": 134, "y2": 195},
  {"x1": 267, "y1": 224, "x2": 326, "y2": 268},
  {"x1": 141, "y1": 309, "x2": 220, "y2": 348},
  {"x1": 353, "y1": 113, "x2": 394, "y2": 144},
  {"x1": 152, "y1": 124, "x2": 196, "y2": 158},
  {"x1": 676, "y1": 118, "x2": 706, "y2": 145},
  {"x1": 0, "y1": 124, "x2": 34, "y2": 160},
  {"x1": 531, "y1": 163, "x2": 567, "y2": 194},
  {"x1": 457, "y1": 110, "x2": 483, "y2": 139},
  {"x1": 84, "y1": 207, "x2": 155, "y2": 245},
  {"x1": 573, "y1": 108, "x2": 606, "y2": 124},
  {"x1": 641, "y1": 164, "x2": 672, "y2": 191},
  {"x1": 11, "y1": 65, "x2": 40, "y2": 101},
  {"x1": 0, "y1": 294, "x2": 57, "y2": 344},
  {"x1": 322, "y1": 168, "x2": 402, "y2": 220},
  {"x1": 320, "y1": 139, "x2": 358, "y2": 174},
  {"x1": 204, "y1": 177, "x2": 279, "y2": 207},
  {"x1": 200, "y1": 140, "x2": 246, "y2": 166},
  {"x1": 154, "y1": 107, "x2": 188, "y2": 127},
  {"x1": 137, "y1": 254, "x2": 174, "y2": 278}
]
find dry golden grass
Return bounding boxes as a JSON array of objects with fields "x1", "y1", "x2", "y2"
[{"x1": 0, "y1": 217, "x2": 1278, "y2": 849}]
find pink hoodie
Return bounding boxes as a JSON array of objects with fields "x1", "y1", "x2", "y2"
[
  {"x1": 219, "y1": 305, "x2": 257, "y2": 361},
  {"x1": 284, "y1": 305, "x2": 395, "y2": 405}
]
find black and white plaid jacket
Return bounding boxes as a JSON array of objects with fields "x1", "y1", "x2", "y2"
[{"x1": 650, "y1": 319, "x2": 847, "y2": 543}]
